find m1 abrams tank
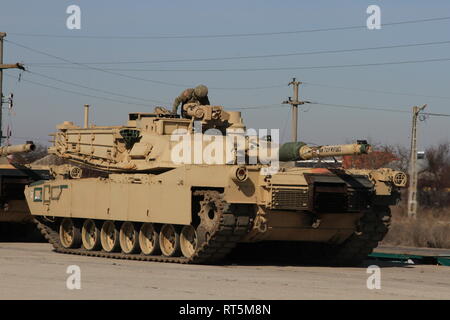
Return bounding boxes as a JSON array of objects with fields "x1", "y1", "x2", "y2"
[
  {"x1": 0, "y1": 143, "x2": 49, "y2": 240},
  {"x1": 24, "y1": 104, "x2": 407, "y2": 265}
]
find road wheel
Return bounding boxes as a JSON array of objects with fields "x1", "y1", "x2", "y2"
[
  {"x1": 119, "y1": 222, "x2": 140, "y2": 254},
  {"x1": 159, "y1": 224, "x2": 181, "y2": 257},
  {"x1": 59, "y1": 218, "x2": 81, "y2": 249},
  {"x1": 100, "y1": 221, "x2": 120, "y2": 253},
  {"x1": 180, "y1": 225, "x2": 198, "y2": 258},
  {"x1": 139, "y1": 223, "x2": 160, "y2": 255},
  {"x1": 81, "y1": 219, "x2": 101, "y2": 251}
]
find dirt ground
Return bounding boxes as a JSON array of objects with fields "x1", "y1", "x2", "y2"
[{"x1": 0, "y1": 243, "x2": 449, "y2": 300}]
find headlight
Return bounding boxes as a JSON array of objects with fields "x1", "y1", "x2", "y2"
[{"x1": 230, "y1": 166, "x2": 248, "y2": 182}]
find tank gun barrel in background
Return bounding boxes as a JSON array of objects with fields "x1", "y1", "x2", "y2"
[
  {"x1": 279, "y1": 140, "x2": 371, "y2": 162},
  {"x1": 0, "y1": 142, "x2": 36, "y2": 156}
]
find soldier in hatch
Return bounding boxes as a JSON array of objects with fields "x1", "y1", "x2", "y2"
[{"x1": 172, "y1": 85, "x2": 210, "y2": 115}]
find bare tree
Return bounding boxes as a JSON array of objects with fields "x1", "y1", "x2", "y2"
[
  {"x1": 387, "y1": 144, "x2": 410, "y2": 172},
  {"x1": 418, "y1": 142, "x2": 450, "y2": 208},
  {"x1": 342, "y1": 142, "x2": 408, "y2": 170}
]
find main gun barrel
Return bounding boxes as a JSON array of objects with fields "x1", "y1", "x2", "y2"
[
  {"x1": 279, "y1": 141, "x2": 371, "y2": 161},
  {"x1": 0, "y1": 143, "x2": 36, "y2": 157}
]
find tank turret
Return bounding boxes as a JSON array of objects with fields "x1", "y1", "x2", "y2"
[{"x1": 48, "y1": 105, "x2": 247, "y2": 172}]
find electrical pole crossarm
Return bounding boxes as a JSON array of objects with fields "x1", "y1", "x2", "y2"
[
  {"x1": 418, "y1": 104, "x2": 427, "y2": 112},
  {"x1": 282, "y1": 99, "x2": 311, "y2": 106},
  {"x1": 0, "y1": 63, "x2": 25, "y2": 70}
]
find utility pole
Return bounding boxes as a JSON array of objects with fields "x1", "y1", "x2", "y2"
[
  {"x1": 282, "y1": 78, "x2": 309, "y2": 142},
  {"x1": 407, "y1": 104, "x2": 427, "y2": 219},
  {"x1": 0, "y1": 32, "x2": 25, "y2": 146}
]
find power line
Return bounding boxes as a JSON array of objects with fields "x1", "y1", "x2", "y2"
[
  {"x1": 212, "y1": 84, "x2": 286, "y2": 90},
  {"x1": 7, "y1": 39, "x2": 282, "y2": 90},
  {"x1": 24, "y1": 68, "x2": 450, "y2": 101},
  {"x1": 5, "y1": 73, "x2": 283, "y2": 111},
  {"x1": 422, "y1": 112, "x2": 450, "y2": 117},
  {"x1": 27, "y1": 57, "x2": 450, "y2": 72},
  {"x1": 292, "y1": 101, "x2": 450, "y2": 118},
  {"x1": 303, "y1": 81, "x2": 450, "y2": 101},
  {"x1": 236, "y1": 101, "x2": 450, "y2": 118},
  {"x1": 26, "y1": 70, "x2": 168, "y2": 104},
  {"x1": 228, "y1": 104, "x2": 281, "y2": 110},
  {"x1": 10, "y1": 39, "x2": 450, "y2": 97},
  {"x1": 309, "y1": 101, "x2": 409, "y2": 113},
  {"x1": 5, "y1": 39, "x2": 190, "y2": 88},
  {"x1": 7, "y1": 16, "x2": 450, "y2": 39},
  {"x1": 26, "y1": 39, "x2": 450, "y2": 66},
  {"x1": 4, "y1": 39, "x2": 289, "y2": 90},
  {"x1": 6, "y1": 71, "x2": 450, "y2": 118},
  {"x1": 5, "y1": 41, "x2": 450, "y2": 116},
  {"x1": 4, "y1": 73, "x2": 155, "y2": 107}
]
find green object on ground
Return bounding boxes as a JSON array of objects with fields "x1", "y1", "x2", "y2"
[{"x1": 369, "y1": 251, "x2": 450, "y2": 266}]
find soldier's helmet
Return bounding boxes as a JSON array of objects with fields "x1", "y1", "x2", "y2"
[{"x1": 194, "y1": 85, "x2": 208, "y2": 98}]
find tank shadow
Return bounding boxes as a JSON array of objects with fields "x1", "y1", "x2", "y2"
[
  {"x1": 223, "y1": 242, "x2": 415, "y2": 268},
  {"x1": 0, "y1": 222, "x2": 45, "y2": 242}
]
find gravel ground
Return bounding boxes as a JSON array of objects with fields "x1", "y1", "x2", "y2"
[{"x1": 0, "y1": 243, "x2": 449, "y2": 300}]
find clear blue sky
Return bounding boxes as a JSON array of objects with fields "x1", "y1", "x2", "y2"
[{"x1": 1, "y1": 0, "x2": 449, "y2": 149}]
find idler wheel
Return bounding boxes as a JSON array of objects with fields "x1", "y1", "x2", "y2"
[
  {"x1": 180, "y1": 225, "x2": 198, "y2": 258},
  {"x1": 119, "y1": 222, "x2": 140, "y2": 254},
  {"x1": 139, "y1": 223, "x2": 160, "y2": 255},
  {"x1": 159, "y1": 224, "x2": 181, "y2": 257},
  {"x1": 100, "y1": 221, "x2": 120, "y2": 253},
  {"x1": 81, "y1": 219, "x2": 101, "y2": 251},
  {"x1": 59, "y1": 218, "x2": 81, "y2": 249}
]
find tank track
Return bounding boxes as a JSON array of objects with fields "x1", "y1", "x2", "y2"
[
  {"x1": 328, "y1": 205, "x2": 391, "y2": 266},
  {"x1": 231, "y1": 206, "x2": 392, "y2": 266},
  {"x1": 33, "y1": 190, "x2": 251, "y2": 264},
  {"x1": 293, "y1": 205, "x2": 392, "y2": 266}
]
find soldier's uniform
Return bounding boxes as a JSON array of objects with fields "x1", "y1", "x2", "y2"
[{"x1": 172, "y1": 85, "x2": 210, "y2": 114}]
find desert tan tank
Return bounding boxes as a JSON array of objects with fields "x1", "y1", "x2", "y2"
[
  {"x1": 0, "y1": 142, "x2": 50, "y2": 240},
  {"x1": 24, "y1": 104, "x2": 407, "y2": 265}
]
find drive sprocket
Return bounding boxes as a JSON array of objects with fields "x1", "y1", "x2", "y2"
[{"x1": 195, "y1": 191, "x2": 224, "y2": 244}]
